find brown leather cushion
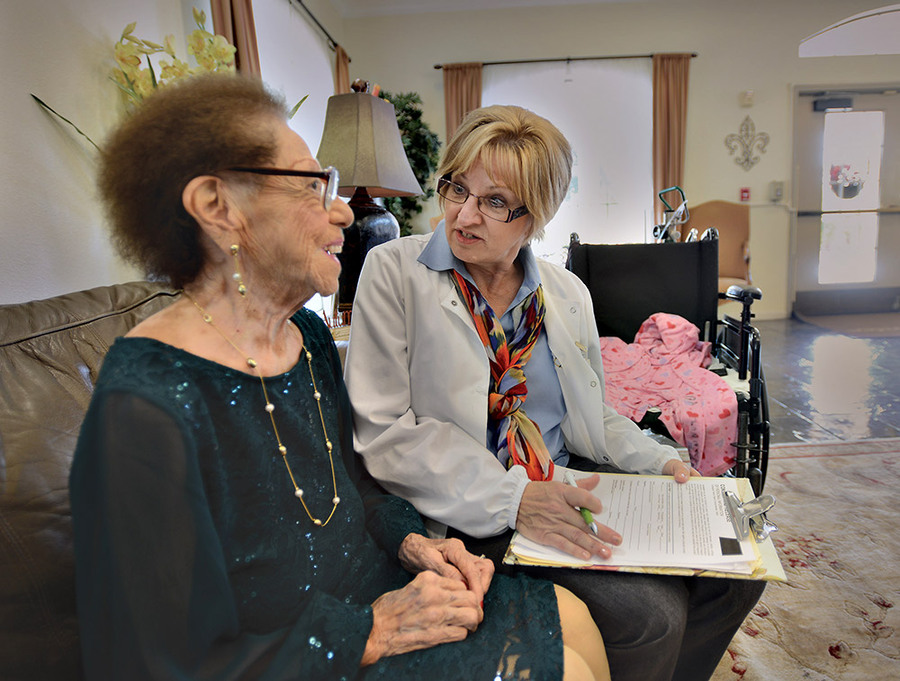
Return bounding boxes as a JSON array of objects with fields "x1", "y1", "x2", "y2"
[{"x1": 0, "y1": 282, "x2": 178, "y2": 680}]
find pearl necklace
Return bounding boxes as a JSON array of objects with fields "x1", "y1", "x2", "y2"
[{"x1": 184, "y1": 292, "x2": 340, "y2": 527}]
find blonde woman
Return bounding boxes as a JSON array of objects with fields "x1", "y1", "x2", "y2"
[{"x1": 346, "y1": 104, "x2": 765, "y2": 681}]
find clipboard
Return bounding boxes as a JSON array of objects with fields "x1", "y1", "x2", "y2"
[
  {"x1": 503, "y1": 476, "x2": 787, "y2": 582},
  {"x1": 724, "y1": 490, "x2": 777, "y2": 541}
]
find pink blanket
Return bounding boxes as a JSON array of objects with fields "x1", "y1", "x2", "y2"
[{"x1": 599, "y1": 313, "x2": 737, "y2": 476}]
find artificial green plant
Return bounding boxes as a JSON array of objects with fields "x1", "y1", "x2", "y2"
[{"x1": 380, "y1": 90, "x2": 441, "y2": 236}]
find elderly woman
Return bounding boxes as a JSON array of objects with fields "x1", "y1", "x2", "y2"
[
  {"x1": 69, "y1": 76, "x2": 609, "y2": 681},
  {"x1": 344, "y1": 104, "x2": 765, "y2": 681}
]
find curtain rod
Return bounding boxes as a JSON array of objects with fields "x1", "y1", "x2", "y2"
[
  {"x1": 434, "y1": 53, "x2": 696, "y2": 69},
  {"x1": 290, "y1": 0, "x2": 346, "y2": 57}
]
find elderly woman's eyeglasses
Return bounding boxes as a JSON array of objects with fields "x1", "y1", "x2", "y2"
[
  {"x1": 437, "y1": 176, "x2": 529, "y2": 223},
  {"x1": 228, "y1": 166, "x2": 340, "y2": 211}
]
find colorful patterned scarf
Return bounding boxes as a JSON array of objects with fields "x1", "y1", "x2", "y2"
[{"x1": 451, "y1": 270, "x2": 554, "y2": 481}]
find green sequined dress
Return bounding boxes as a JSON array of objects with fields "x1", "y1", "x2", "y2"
[{"x1": 70, "y1": 308, "x2": 562, "y2": 680}]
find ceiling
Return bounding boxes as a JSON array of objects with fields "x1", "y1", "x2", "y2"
[
  {"x1": 799, "y1": 3, "x2": 900, "y2": 57},
  {"x1": 331, "y1": 0, "x2": 646, "y2": 19}
]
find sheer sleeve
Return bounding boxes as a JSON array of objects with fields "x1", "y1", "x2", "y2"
[{"x1": 70, "y1": 389, "x2": 373, "y2": 681}]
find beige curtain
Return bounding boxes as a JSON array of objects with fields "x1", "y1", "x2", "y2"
[
  {"x1": 652, "y1": 54, "x2": 692, "y2": 223},
  {"x1": 334, "y1": 45, "x2": 350, "y2": 94},
  {"x1": 211, "y1": 0, "x2": 261, "y2": 76},
  {"x1": 442, "y1": 62, "x2": 483, "y2": 142}
]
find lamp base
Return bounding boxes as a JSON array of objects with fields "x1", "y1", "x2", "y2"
[{"x1": 336, "y1": 187, "x2": 400, "y2": 318}]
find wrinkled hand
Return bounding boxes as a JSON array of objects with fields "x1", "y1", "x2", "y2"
[
  {"x1": 662, "y1": 458, "x2": 702, "y2": 483},
  {"x1": 397, "y1": 534, "x2": 494, "y2": 602},
  {"x1": 361, "y1": 571, "x2": 483, "y2": 665},
  {"x1": 516, "y1": 477, "x2": 622, "y2": 561}
]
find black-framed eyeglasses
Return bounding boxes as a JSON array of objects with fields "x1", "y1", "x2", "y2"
[
  {"x1": 228, "y1": 166, "x2": 340, "y2": 211},
  {"x1": 437, "y1": 176, "x2": 529, "y2": 223}
]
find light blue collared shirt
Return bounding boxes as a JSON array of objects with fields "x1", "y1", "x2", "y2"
[{"x1": 418, "y1": 226, "x2": 570, "y2": 466}]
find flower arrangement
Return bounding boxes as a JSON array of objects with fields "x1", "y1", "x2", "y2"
[
  {"x1": 829, "y1": 164, "x2": 864, "y2": 199},
  {"x1": 32, "y1": 8, "x2": 237, "y2": 148},
  {"x1": 111, "y1": 8, "x2": 236, "y2": 106}
]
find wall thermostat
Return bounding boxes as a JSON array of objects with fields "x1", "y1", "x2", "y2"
[{"x1": 770, "y1": 181, "x2": 784, "y2": 202}]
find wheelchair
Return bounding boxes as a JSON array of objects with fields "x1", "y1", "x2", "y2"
[{"x1": 566, "y1": 233, "x2": 769, "y2": 496}]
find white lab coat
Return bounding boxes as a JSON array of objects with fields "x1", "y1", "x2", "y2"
[{"x1": 344, "y1": 233, "x2": 677, "y2": 538}]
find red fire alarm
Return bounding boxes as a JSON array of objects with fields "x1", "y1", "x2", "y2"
[{"x1": 740, "y1": 187, "x2": 750, "y2": 202}]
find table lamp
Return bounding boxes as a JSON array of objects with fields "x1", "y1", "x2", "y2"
[{"x1": 316, "y1": 81, "x2": 422, "y2": 321}]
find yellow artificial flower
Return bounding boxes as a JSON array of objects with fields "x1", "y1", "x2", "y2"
[
  {"x1": 163, "y1": 35, "x2": 177, "y2": 58},
  {"x1": 209, "y1": 34, "x2": 236, "y2": 64},
  {"x1": 132, "y1": 69, "x2": 156, "y2": 99},
  {"x1": 35, "y1": 6, "x2": 240, "y2": 152},
  {"x1": 198, "y1": 54, "x2": 219, "y2": 72},
  {"x1": 110, "y1": 68, "x2": 130, "y2": 89},
  {"x1": 110, "y1": 8, "x2": 236, "y2": 106},
  {"x1": 159, "y1": 58, "x2": 192, "y2": 81},
  {"x1": 113, "y1": 41, "x2": 142, "y2": 70},
  {"x1": 186, "y1": 30, "x2": 207, "y2": 57}
]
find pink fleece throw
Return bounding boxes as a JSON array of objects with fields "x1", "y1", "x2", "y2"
[{"x1": 598, "y1": 313, "x2": 737, "y2": 476}]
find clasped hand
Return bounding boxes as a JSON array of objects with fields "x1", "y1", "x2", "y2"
[{"x1": 361, "y1": 534, "x2": 493, "y2": 665}]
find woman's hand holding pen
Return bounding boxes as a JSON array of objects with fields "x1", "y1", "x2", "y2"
[{"x1": 516, "y1": 476, "x2": 622, "y2": 561}]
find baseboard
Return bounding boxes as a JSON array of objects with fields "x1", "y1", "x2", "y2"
[{"x1": 793, "y1": 287, "x2": 900, "y2": 315}]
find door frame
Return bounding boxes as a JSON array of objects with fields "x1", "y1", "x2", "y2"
[{"x1": 790, "y1": 82, "x2": 900, "y2": 315}]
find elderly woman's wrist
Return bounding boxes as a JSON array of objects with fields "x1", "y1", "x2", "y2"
[{"x1": 397, "y1": 532, "x2": 428, "y2": 565}]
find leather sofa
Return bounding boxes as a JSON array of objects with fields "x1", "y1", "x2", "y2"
[{"x1": 0, "y1": 282, "x2": 178, "y2": 680}]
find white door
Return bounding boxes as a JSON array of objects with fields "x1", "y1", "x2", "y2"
[{"x1": 792, "y1": 88, "x2": 900, "y2": 315}]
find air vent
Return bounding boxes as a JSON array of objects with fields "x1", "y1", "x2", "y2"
[{"x1": 813, "y1": 97, "x2": 853, "y2": 111}]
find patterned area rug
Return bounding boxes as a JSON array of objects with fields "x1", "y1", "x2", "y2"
[{"x1": 711, "y1": 438, "x2": 900, "y2": 680}]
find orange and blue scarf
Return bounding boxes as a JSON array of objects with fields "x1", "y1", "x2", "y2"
[{"x1": 451, "y1": 270, "x2": 554, "y2": 482}]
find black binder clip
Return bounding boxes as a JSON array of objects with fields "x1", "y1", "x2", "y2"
[{"x1": 724, "y1": 491, "x2": 778, "y2": 542}]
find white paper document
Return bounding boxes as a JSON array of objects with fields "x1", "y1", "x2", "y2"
[{"x1": 508, "y1": 470, "x2": 758, "y2": 573}]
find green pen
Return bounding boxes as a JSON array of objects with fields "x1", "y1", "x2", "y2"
[{"x1": 564, "y1": 471, "x2": 599, "y2": 534}]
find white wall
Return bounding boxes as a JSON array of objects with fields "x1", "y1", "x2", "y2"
[
  {"x1": 255, "y1": 0, "x2": 342, "y2": 152},
  {"x1": 5, "y1": 0, "x2": 900, "y2": 319},
  {"x1": 1, "y1": 0, "x2": 337, "y2": 305},
  {"x1": 338, "y1": 0, "x2": 900, "y2": 319},
  {"x1": 1, "y1": 0, "x2": 201, "y2": 304},
  {"x1": 253, "y1": 0, "x2": 345, "y2": 318}
]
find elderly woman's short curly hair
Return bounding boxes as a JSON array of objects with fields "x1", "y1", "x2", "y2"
[
  {"x1": 436, "y1": 105, "x2": 573, "y2": 242},
  {"x1": 98, "y1": 73, "x2": 288, "y2": 288}
]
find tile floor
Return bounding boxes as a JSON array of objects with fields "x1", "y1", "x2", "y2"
[{"x1": 754, "y1": 317, "x2": 900, "y2": 443}]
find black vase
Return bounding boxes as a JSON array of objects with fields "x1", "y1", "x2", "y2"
[{"x1": 336, "y1": 187, "x2": 400, "y2": 318}]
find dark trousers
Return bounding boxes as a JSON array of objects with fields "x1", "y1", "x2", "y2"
[{"x1": 448, "y1": 458, "x2": 765, "y2": 681}]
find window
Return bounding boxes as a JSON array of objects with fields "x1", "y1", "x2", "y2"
[
  {"x1": 818, "y1": 110, "x2": 884, "y2": 284},
  {"x1": 482, "y1": 59, "x2": 652, "y2": 264}
]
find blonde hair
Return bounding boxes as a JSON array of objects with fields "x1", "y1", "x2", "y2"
[{"x1": 437, "y1": 105, "x2": 572, "y2": 241}]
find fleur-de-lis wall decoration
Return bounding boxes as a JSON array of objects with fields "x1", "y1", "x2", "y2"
[{"x1": 725, "y1": 115, "x2": 769, "y2": 171}]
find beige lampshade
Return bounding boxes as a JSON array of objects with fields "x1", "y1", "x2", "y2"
[{"x1": 316, "y1": 92, "x2": 423, "y2": 199}]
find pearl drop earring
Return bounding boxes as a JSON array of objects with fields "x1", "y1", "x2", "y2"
[{"x1": 231, "y1": 244, "x2": 247, "y2": 296}]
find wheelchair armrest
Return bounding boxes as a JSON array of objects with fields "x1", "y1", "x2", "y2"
[{"x1": 720, "y1": 284, "x2": 762, "y2": 305}]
